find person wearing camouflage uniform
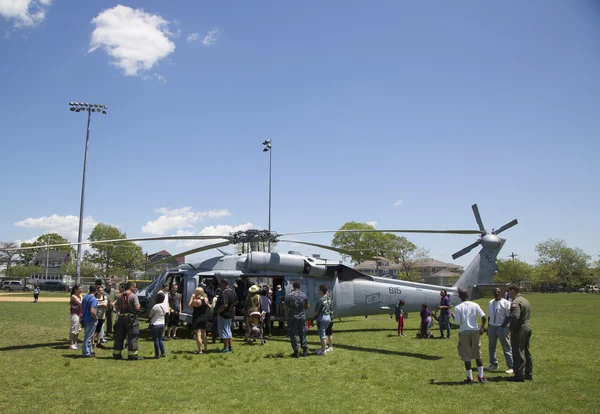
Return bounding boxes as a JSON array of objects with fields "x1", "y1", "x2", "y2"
[
  {"x1": 508, "y1": 284, "x2": 533, "y2": 382},
  {"x1": 284, "y1": 280, "x2": 310, "y2": 358}
]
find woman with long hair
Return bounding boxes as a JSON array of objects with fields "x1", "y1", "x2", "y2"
[
  {"x1": 93, "y1": 285, "x2": 108, "y2": 349},
  {"x1": 69, "y1": 284, "x2": 83, "y2": 350},
  {"x1": 189, "y1": 287, "x2": 209, "y2": 354},
  {"x1": 149, "y1": 291, "x2": 169, "y2": 358}
]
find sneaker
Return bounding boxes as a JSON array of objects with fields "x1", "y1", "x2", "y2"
[
  {"x1": 162, "y1": 337, "x2": 170, "y2": 341},
  {"x1": 100, "y1": 339, "x2": 108, "y2": 343},
  {"x1": 325, "y1": 347, "x2": 333, "y2": 353},
  {"x1": 96, "y1": 344, "x2": 106, "y2": 349},
  {"x1": 219, "y1": 348, "x2": 229, "y2": 353},
  {"x1": 160, "y1": 354, "x2": 166, "y2": 358},
  {"x1": 154, "y1": 355, "x2": 160, "y2": 359},
  {"x1": 228, "y1": 347, "x2": 233, "y2": 353},
  {"x1": 301, "y1": 349, "x2": 308, "y2": 357},
  {"x1": 69, "y1": 344, "x2": 78, "y2": 350},
  {"x1": 525, "y1": 375, "x2": 533, "y2": 381},
  {"x1": 315, "y1": 349, "x2": 325, "y2": 356},
  {"x1": 505, "y1": 369, "x2": 514, "y2": 375},
  {"x1": 463, "y1": 378, "x2": 473, "y2": 385},
  {"x1": 484, "y1": 364, "x2": 498, "y2": 371},
  {"x1": 128, "y1": 355, "x2": 144, "y2": 361},
  {"x1": 290, "y1": 350, "x2": 299, "y2": 358},
  {"x1": 478, "y1": 376, "x2": 486, "y2": 384}
]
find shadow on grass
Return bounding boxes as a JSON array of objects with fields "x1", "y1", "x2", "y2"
[
  {"x1": 265, "y1": 336, "x2": 442, "y2": 360},
  {"x1": 430, "y1": 375, "x2": 512, "y2": 386},
  {"x1": 0, "y1": 341, "x2": 67, "y2": 351}
]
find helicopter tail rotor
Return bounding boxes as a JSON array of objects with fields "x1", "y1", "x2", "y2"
[{"x1": 451, "y1": 204, "x2": 518, "y2": 260}]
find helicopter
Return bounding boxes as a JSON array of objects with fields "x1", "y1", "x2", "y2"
[
  {"x1": 121, "y1": 204, "x2": 518, "y2": 325},
  {"x1": 9, "y1": 204, "x2": 517, "y2": 325}
]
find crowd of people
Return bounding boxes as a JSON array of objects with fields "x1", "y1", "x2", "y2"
[
  {"x1": 394, "y1": 285, "x2": 533, "y2": 384},
  {"x1": 66, "y1": 278, "x2": 532, "y2": 383},
  {"x1": 66, "y1": 278, "x2": 335, "y2": 360}
]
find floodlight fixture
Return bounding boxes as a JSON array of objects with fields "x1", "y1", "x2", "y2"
[{"x1": 261, "y1": 139, "x2": 273, "y2": 234}]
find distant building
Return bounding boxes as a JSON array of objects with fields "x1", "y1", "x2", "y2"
[
  {"x1": 145, "y1": 250, "x2": 186, "y2": 279},
  {"x1": 30, "y1": 250, "x2": 73, "y2": 284},
  {"x1": 354, "y1": 257, "x2": 463, "y2": 286}
]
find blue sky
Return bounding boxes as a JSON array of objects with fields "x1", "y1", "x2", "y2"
[{"x1": 1, "y1": 1, "x2": 599, "y2": 267}]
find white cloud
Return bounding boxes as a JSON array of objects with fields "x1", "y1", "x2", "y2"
[
  {"x1": 89, "y1": 5, "x2": 176, "y2": 76},
  {"x1": 394, "y1": 200, "x2": 403, "y2": 206},
  {"x1": 202, "y1": 28, "x2": 220, "y2": 46},
  {"x1": 366, "y1": 221, "x2": 377, "y2": 228},
  {"x1": 171, "y1": 223, "x2": 254, "y2": 249},
  {"x1": 186, "y1": 32, "x2": 199, "y2": 43},
  {"x1": 14, "y1": 214, "x2": 98, "y2": 241},
  {"x1": 141, "y1": 207, "x2": 231, "y2": 235},
  {"x1": 0, "y1": 0, "x2": 51, "y2": 27}
]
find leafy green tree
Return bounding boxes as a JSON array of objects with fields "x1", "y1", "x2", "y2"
[
  {"x1": 6, "y1": 265, "x2": 43, "y2": 279},
  {"x1": 0, "y1": 241, "x2": 19, "y2": 272},
  {"x1": 535, "y1": 238, "x2": 591, "y2": 290},
  {"x1": 19, "y1": 234, "x2": 73, "y2": 265},
  {"x1": 87, "y1": 223, "x2": 145, "y2": 278},
  {"x1": 331, "y1": 222, "x2": 385, "y2": 264},
  {"x1": 60, "y1": 259, "x2": 98, "y2": 279},
  {"x1": 495, "y1": 259, "x2": 533, "y2": 285},
  {"x1": 331, "y1": 222, "x2": 427, "y2": 281}
]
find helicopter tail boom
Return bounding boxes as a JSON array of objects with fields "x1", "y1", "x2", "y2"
[{"x1": 452, "y1": 238, "x2": 505, "y2": 300}]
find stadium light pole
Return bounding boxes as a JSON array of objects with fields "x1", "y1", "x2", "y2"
[
  {"x1": 69, "y1": 102, "x2": 108, "y2": 285},
  {"x1": 262, "y1": 139, "x2": 272, "y2": 232}
]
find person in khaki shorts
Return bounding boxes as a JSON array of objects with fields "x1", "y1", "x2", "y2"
[{"x1": 452, "y1": 289, "x2": 487, "y2": 384}]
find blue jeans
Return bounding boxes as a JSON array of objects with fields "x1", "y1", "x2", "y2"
[
  {"x1": 317, "y1": 315, "x2": 331, "y2": 340},
  {"x1": 488, "y1": 325, "x2": 513, "y2": 368},
  {"x1": 82, "y1": 321, "x2": 97, "y2": 357},
  {"x1": 151, "y1": 324, "x2": 165, "y2": 357},
  {"x1": 218, "y1": 316, "x2": 232, "y2": 339},
  {"x1": 439, "y1": 314, "x2": 451, "y2": 338}
]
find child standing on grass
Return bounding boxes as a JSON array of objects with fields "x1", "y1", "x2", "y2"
[
  {"x1": 395, "y1": 299, "x2": 405, "y2": 336},
  {"x1": 420, "y1": 304, "x2": 431, "y2": 338}
]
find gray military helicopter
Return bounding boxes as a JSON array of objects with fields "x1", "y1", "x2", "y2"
[
  {"x1": 10, "y1": 204, "x2": 517, "y2": 325},
  {"x1": 132, "y1": 204, "x2": 517, "y2": 325}
]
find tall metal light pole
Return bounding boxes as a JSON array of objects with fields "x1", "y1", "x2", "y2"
[
  {"x1": 69, "y1": 102, "x2": 108, "y2": 284},
  {"x1": 262, "y1": 139, "x2": 272, "y2": 232}
]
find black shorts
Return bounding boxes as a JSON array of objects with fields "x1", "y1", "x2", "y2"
[
  {"x1": 95, "y1": 319, "x2": 105, "y2": 333},
  {"x1": 168, "y1": 312, "x2": 179, "y2": 327},
  {"x1": 193, "y1": 318, "x2": 207, "y2": 331},
  {"x1": 326, "y1": 321, "x2": 334, "y2": 336}
]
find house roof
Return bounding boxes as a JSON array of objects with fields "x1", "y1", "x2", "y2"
[
  {"x1": 34, "y1": 251, "x2": 70, "y2": 261},
  {"x1": 148, "y1": 250, "x2": 185, "y2": 264},
  {"x1": 431, "y1": 269, "x2": 459, "y2": 278}
]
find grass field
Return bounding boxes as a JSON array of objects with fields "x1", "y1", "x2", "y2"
[{"x1": 0, "y1": 293, "x2": 598, "y2": 413}]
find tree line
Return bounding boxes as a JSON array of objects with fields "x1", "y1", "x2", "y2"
[
  {"x1": 0, "y1": 223, "x2": 146, "y2": 280},
  {"x1": 331, "y1": 223, "x2": 599, "y2": 288}
]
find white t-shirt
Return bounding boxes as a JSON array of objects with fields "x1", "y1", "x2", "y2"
[
  {"x1": 453, "y1": 301, "x2": 485, "y2": 332},
  {"x1": 150, "y1": 301, "x2": 169, "y2": 325},
  {"x1": 487, "y1": 298, "x2": 511, "y2": 326}
]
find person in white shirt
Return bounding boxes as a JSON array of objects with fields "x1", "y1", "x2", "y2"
[
  {"x1": 451, "y1": 289, "x2": 487, "y2": 384},
  {"x1": 149, "y1": 291, "x2": 169, "y2": 359},
  {"x1": 485, "y1": 288, "x2": 514, "y2": 374}
]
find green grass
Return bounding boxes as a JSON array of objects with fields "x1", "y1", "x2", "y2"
[{"x1": 0, "y1": 294, "x2": 599, "y2": 413}]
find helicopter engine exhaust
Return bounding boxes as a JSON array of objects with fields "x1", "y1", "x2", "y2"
[{"x1": 246, "y1": 252, "x2": 326, "y2": 277}]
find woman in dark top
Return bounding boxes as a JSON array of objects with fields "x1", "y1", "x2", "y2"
[{"x1": 189, "y1": 287, "x2": 209, "y2": 354}]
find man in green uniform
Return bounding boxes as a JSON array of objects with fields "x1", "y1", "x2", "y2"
[
  {"x1": 507, "y1": 284, "x2": 532, "y2": 382},
  {"x1": 113, "y1": 281, "x2": 143, "y2": 360}
]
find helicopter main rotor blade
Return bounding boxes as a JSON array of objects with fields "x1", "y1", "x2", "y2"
[
  {"x1": 147, "y1": 241, "x2": 232, "y2": 267},
  {"x1": 9, "y1": 235, "x2": 233, "y2": 252},
  {"x1": 278, "y1": 239, "x2": 377, "y2": 261},
  {"x1": 492, "y1": 219, "x2": 518, "y2": 235},
  {"x1": 472, "y1": 204, "x2": 486, "y2": 233},
  {"x1": 451, "y1": 240, "x2": 481, "y2": 260},
  {"x1": 279, "y1": 229, "x2": 482, "y2": 237}
]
